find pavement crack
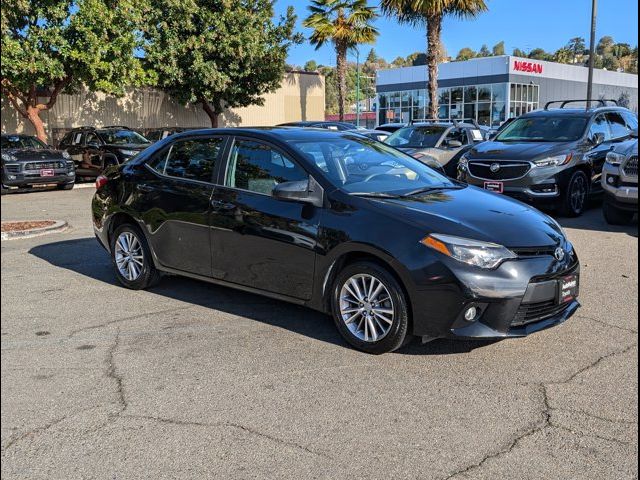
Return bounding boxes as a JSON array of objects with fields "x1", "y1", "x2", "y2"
[
  {"x1": 551, "y1": 407, "x2": 638, "y2": 426},
  {"x1": 105, "y1": 328, "x2": 127, "y2": 416},
  {"x1": 578, "y1": 315, "x2": 638, "y2": 334},
  {"x1": 548, "y1": 424, "x2": 632, "y2": 446}
]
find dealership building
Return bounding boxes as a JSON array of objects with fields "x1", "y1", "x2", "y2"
[{"x1": 376, "y1": 55, "x2": 638, "y2": 127}]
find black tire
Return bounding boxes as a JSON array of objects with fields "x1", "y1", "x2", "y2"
[
  {"x1": 57, "y1": 182, "x2": 74, "y2": 190},
  {"x1": 559, "y1": 170, "x2": 590, "y2": 217},
  {"x1": 331, "y1": 261, "x2": 409, "y2": 354},
  {"x1": 603, "y1": 200, "x2": 635, "y2": 225},
  {"x1": 110, "y1": 223, "x2": 161, "y2": 290}
]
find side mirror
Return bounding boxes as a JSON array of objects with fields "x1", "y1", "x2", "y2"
[
  {"x1": 631, "y1": 128, "x2": 638, "y2": 139},
  {"x1": 447, "y1": 140, "x2": 463, "y2": 148},
  {"x1": 590, "y1": 132, "x2": 606, "y2": 146},
  {"x1": 272, "y1": 177, "x2": 324, "y2": 208}
]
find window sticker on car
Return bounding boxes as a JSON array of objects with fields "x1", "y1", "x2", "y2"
[{"x1": 471, "y1": 130, "x2": 484, "y2": 142}]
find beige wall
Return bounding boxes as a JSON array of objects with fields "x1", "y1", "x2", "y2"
[{"x1": 1, "y1": 72, "x2": 325, "y2": 141}]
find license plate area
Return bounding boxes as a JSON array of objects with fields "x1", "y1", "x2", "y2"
[
  {"x1": 484, "y1": 181, "x2": 503, "y2": 193},
  {"x1": 558, "y1": 274, "x2": 579, "y2": 304},
  {"x1": 40, "y1": 169, "x2": 55, "y2": 177}
]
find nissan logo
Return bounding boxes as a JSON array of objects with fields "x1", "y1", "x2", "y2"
[
  {"x1": 554, "y1": 247, "x2": 566, "y2": 262},
  {"x1": 490, "y1": 163, "x2": 501, "y2": 173}
]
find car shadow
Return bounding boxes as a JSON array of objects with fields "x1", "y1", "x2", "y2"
[
  {"x1": 541, "y1": 203, "x2": 638, "y2": 238},
  {"x1": 29, "y1": 238, "x2": 495, "y2": 356}
]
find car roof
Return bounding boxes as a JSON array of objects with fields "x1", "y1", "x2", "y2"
[
  {"x1": 523, "y1": 106, "x2": 632, "y2": 118},
  {"x1": 168, "y1": 126, "x2": 369, "y2": 142}
]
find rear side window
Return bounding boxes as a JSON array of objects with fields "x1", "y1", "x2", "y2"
[
  {"x1": 607, "y1": 112, "x2": 632, "y2": 139},
  {"x1": 588, "y1": 115, "x2": 612, "y2": 141},
  {"x1": 147, "y1": 137, "x2": 222, "y2": 182},
  {"x1": 621, "y1": 111, "x2": 638, "y2": 131},
  {"x1": 225, "y1": 140, "x2": 307, "y2": 195}
]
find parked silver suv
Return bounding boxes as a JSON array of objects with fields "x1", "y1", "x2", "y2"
[{"x1": 602, "y1": 132, "x2": 638, "y2": 225}]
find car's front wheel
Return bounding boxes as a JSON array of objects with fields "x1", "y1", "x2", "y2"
[
  {"x1": 110, "y1": 224, "x2": 161, "y2": 290},
  {"x1": 603, "y1": 200, "x2": 635, "y2": 225},
  {"x1": 57, "y1": 182, "x2": 74, "y2": 191},
  {"x1": 559, "y1": 170, "x2": 589, "y2": 217},
  {"x1": 331, "y1": 261, "x2": 409, "y2": 354}
]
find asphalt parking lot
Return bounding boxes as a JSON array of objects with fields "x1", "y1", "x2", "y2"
[{"x1": 1, "y1": 186, "x2": 638, "y2": 479}]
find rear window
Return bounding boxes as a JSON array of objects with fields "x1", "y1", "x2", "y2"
[
  {"x1": 496, "y1": 116, "x2": 588, "y2": 142},
  {"x1": 386, "y1": 126, "x2": 447, "y2": 148}
]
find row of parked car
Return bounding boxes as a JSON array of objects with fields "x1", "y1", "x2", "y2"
[{"x1": 1, "y1": 101, "x2": 638, "y2": 224}]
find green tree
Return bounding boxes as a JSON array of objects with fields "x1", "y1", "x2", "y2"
[
  {"x1": 144, "y1": 1, "x2": 299, "y2": 127},
  {"x1": 513, "y1": 48, "x2": 527, "y2": 57},
  {"x1": 391, "y1": 56, "x2": 409, "y2": 67},
  {"x1": 612, "y1": 43, "x2": 631, "y2": 59},
  {"x1": 554, "y1": 47, "x2": 573, "y2": 64},
  {"x1": 319, "y1": 66, "x2": 339, "y2": 114},
  {"x1": 478, "y1": 44, "x2": 491, "y2": 57},
  {"x1": 381, "y1": 0, "x2": 488, "y2": 119},
  {"x1": 596, "y1": 36, "x2": 615, "y2": 56},
  {"x1": 304, "y1": 0, "x2": 378, "y2": 121},
  {"x1": 304, "y1": 60, "x2": 319, "y2": 72},
  {"x1": 529, "y1": 48, "x2": 551, "y2": 61},
  {"x1": 0, "y1": 0, "x2": 148, "y2": 143},
  {"x1": 567, "y1": 37, "x2": 586, "y2": 60},
  {"x1": 492, "y1": 41, "x2": 505, "y2": 56},
  {"x1": 456, "y1": 47, "x2": 477, "y2": 61},
  {"x1": 407, "y1": 52, "x2": 428, "y2": 66}
]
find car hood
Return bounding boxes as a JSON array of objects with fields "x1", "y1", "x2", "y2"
[
  {"x1": 466, "y1": 141, "x2": 576, "y2": 161},
  {"x1": 374, "y1": 186, "x2": 565, "y2": 248},
  {"x1": 2, "y1": 148, "x2": 66, "y2": 161},
  {"x1": 104, "y1": 143, "x2": 150, "y2": 150},
  {"x1": 611, "y1": 138, "x2": 638, "y2": 156}
]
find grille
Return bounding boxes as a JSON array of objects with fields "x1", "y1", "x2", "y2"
[
  {"x1": 468, "y1": 161, "x2": 531, "y2": 180},
  {"x1": 511, "y1": 247, "x2": 558, "y2": 257},
  {"x1": 23, "y1": 161, "x2": 65, "y2": 171},
  {"x1": 4, "y1": 164, "x2": 21, "y2": 173},
  {"x1": 623, "y1": 156, "x2": 638, "y2": 177},
  {"x1": 512, "y1": 300, "x2": 571, "y2": 327}
]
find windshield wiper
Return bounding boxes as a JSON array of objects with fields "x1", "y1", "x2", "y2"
[
  {"x1": 350, "y1": 192, "x2": 403, "y2": 199},
  {"x1": 400, "y1": 185, "x2": 463, "y2": 197}
]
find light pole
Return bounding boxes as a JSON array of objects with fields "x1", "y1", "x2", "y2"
[
  {"x1": 587, "y1": 0, "x2": 597, "y2": 108},
  {"x1": 355, "y1": 47, "x2": 361, "y2": 127}
]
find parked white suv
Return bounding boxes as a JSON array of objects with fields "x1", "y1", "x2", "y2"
[{"x1": 602, "y1": 130, "x2": 638, "y2": 225}]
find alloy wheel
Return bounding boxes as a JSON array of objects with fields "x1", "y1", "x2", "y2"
[
  {"x1": 339, "y1": 274, "x2": 394, "y2": 343},
  {"x1": 570, "y1": 175, "x2": 587, "y2": 213},
  {"x1": 114, "y1": 231, "x2": 144, "y2": 281}
]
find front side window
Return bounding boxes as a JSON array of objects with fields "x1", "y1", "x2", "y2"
[
  {"x1": 290, "y1": 134, "x2": 455, "y2": 195},
  {"x1": 588, "y1": 114, "x2": 612, "y2": 142},
  {"x1": 85, "y1": 132, "x2": 100, "y2": 146},
  {"x1": 148, "y1": 137, "x2": 222, "y2": 182},
  {"x1": 225, "y1": 140, "x2": 308, "y2": 195},
  {"x1": 496, "y1": 116, "x2": 589, "y2": 142},
  {"x1": 386, "y1": 126, "x2": 448, "y2": 148},
  {"x1": 607, "y1": 112, "x2": 632, "y2": 139},
  {"x1": 1, "y1": 136, "x2": 46, "y2": 149},
  {"x1": 97, "y1": 129, "x2": 150, "y2": 145}
]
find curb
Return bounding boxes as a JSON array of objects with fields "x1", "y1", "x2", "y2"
[
  {"x1": 73, "y1": 183, "x2": 96, "y2": 190},
  {"x1": 1, "y1": 220, "x2": 69, "y2": 241}
]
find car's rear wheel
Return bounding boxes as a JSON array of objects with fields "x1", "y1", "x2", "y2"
[
  {"x1": 603, "y1": 200, "x2": 635, "y2": 225},
  {"x1": 331, "y1": 261, "x2": 409, "y2": 354},
  {"x1": 110, "y1": 224, "x2": 161, "y2": 290},
  {"x1": 559, "y1": 170, "x2": 589, "y2": 217}
]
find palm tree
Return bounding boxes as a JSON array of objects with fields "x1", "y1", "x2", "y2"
[
  {"x1": 304, "y1": 0, "x2": 378, "y2": 121},
  {"x1": 381, "y1": 0, "x2": 488, "y2": 120}
]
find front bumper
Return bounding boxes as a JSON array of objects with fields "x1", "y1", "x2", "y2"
[
  {"x1": 403, "y1": 251, "x2": 581, "y2": 340},
  {"x1": 601, "y1": 162, "x2": 638, "y2": 210},
  {"x1": 2, "y1": 170, "x2": 75, "y2": 187}
]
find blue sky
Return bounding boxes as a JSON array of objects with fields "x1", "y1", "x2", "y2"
[{"x1": 276, "y1": 0, "x2": 639, "y2": 67}]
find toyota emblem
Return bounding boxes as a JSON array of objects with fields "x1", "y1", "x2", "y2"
[
  {"x1": 554, "y1": 247, "x2": 565, "y2": 262},
  {"x1": 490, "y1": 163, "x2": 501, "y2": 173}
]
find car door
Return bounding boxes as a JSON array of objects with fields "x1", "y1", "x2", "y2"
[
  {"x1": 78, "y1": 131, "x2": 104, "y2": 177},
  {"x1": 585, "y1": 114, "x2": 613, "y2": 191},
  {"x1": 209, "y1": 137, "x2": 320, "y2": 300},
  {"x1": 136, "y1": 135, "x2": 225, "y2": 277},
  {"x1": 65, "y1": 131, "x2": 86, "y2": 167}
]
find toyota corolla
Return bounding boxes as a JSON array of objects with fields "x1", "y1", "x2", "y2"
[{"x1": 92, "y1": 128, "x2": 580, "y2": 354}]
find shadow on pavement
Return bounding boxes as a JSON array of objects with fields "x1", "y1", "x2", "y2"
[
  {"x1": 541, "y1": 202, "x2": 638, "y2": 238},
  {"x1": 29, "y1": 237, "x2": 493, "y2": 356}
]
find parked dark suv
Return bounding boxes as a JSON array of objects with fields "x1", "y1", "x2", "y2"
[
  {"x1": 458, "y1": 100, "x2": 639, "y2": 216},
  {"x1": 1, "y1": 134, "x2": 75, "y2": 193},
  {"x1": 93, "y1": 128, "x2": 580, "y2": 354},
  {"x1": 58, "y1": 126, "x2": 151, "y2": 180}
]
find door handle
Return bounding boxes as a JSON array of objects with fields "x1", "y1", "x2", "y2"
[
  {"x1": 210, "y1": 199, "x2": 235, "y2": 211},
  {"x1": 136, "y1": 184, "x2": 154, "y2": 193}
]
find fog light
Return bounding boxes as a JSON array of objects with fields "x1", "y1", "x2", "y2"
[
  {"x1": 464, "y1": 307, "x2": 478, "y2": 322},
  {"x1": 607, "y1": 176, "x2": 615, "y2": 185}
]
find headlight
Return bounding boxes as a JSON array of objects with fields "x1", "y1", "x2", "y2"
[
  {"x1": 606, "y1": 152, "x2": 626, "y2": 166},
  {"x1": 119, "y1": 149, "x2": 138, "y2": 157},
  {"x1": 421, "y1": 233, "x2": 517, "y2": 269},
  {"x1": 534, "y1": 153, "x2": 573, "y2": 167},
  {"x1": 1, "y1": 152, "x2": 17, "y2": 162},
  {"x1": 62, "y1": 150, "x2": 70, "y2": 159}
]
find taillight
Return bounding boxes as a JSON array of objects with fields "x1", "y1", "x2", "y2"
[{"x1": 95, "y1": 175, "x2": 108, "y2": 190}]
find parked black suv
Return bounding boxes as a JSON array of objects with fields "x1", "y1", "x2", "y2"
[
  {"x1": 458, "y1": 100, "x2": 639, "y2": 216},
  {"x1": 1, "y1": 134, "x2": 75, "y2": 193},
  {"x1": 58, "y1": 126, "x2": 151, "y2": 180}
]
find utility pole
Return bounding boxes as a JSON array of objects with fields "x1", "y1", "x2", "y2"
[
  {"x1": 587, "y1": 0, "x2": 597, "y2": 108},
  {"x1": 355, "y1": 47, "x2": 361, "y2": 127}
]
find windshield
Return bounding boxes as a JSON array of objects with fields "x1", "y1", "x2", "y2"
[
  {"x1": 495, "y1": 116, "x2": 588, "y2": 142},
  {"x1": 97, "y1": 129, "x2": 150, "y2": 145},
  {"x1": 385, "y1": 126, "x2": 448, "y2": 148},
  {"x1": 1, "y1": 136, "x2": 46, "y2": 150},
  {"x1": 289, "y1": 134, "x2": 457, "y2": 196}
]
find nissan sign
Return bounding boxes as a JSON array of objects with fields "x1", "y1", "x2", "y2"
[{"x1": 513, "y1": 61, "x2": 543, "y2": 74}]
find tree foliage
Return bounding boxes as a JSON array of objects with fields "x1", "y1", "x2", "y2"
[
  {"x1": 143, "y1": 0, "x2": 300, "y2": 127},
  {"x1": 1, "y1": 0, "x2": 149, "y2": 142}
]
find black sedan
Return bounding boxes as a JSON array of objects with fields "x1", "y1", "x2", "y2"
[
  {"x1": 1, "y1": 134, "x2": 75, "y2": 193},
  {"x1": 92, "y1": 128, "x2": 580, "y2": 354}
]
